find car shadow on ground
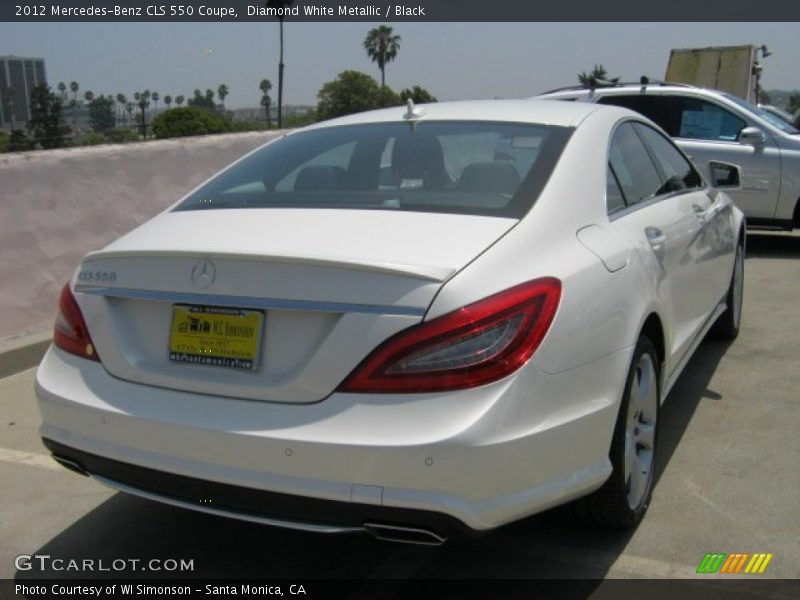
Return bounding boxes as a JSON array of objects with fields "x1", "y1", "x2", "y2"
[{"x1": 745, "y1": 231, "x2": 800, "y2": 259}]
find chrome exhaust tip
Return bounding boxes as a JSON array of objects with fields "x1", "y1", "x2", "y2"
[
  {"x1": 51, "y1": 454, "x2": 89, "y2": 476},
  {"x1": 363, "y1": 523, "x2": 446, "y2": 546}
]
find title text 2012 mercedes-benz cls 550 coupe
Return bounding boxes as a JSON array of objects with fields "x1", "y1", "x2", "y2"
[{"x1": 35, "y1": 100, "x2": 744, "y2": 544}]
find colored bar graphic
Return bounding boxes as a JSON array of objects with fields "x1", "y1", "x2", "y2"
[
  {"x1": 697, "y1": 553, "x2": 726, "y2": 573},
  {"x1": 700, "y1": 552, "x2": 773, "y2": 575}
]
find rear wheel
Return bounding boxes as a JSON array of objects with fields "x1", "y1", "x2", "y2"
[
  {"x1": 570, "y1": 335, "x2": 659, "y2": 527},
  {"x1": 712, "y1": 239, "x2": 744, "y2": 340}
]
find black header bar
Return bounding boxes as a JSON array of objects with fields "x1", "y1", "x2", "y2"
[{"x1": 2, "y1": 0, "x2": 798, "y2": 22}]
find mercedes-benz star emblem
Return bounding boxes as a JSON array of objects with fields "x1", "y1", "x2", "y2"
[{"x1": 190, "y1": 259, "x2": 216, "y2": 288}]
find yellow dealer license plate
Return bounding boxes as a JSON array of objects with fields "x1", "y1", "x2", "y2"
[{"x1": 169, "y1": 305, "x2": 264, "y2": 370}]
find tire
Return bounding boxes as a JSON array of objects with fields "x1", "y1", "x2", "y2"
[
  {"x1": 569, "y1": 336, "x2": 660, "y2": 528},
  {"x1": 712, "y1": 239, "x2": 744, "y2": 340}
]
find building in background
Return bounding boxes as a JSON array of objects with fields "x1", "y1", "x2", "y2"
[{"x1": 0, "y1": 55, "x2": 47, "y2": 129}]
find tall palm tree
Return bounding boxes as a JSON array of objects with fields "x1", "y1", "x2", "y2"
[
  {"x1": 84, "y1": 90, "x2": 94, "y2": 103},
  {"x1": 57, "y1": 82, "x2": 67, "y2": 102},
  {"x1": 363, "y1": 26, "x2": 401, "y2": 87},
  {"x1": 164, "y1": 95, "x2": 172, "y2": 110},
  {"x1": 265, "y1": 0, "x2": 293, "y2": 128},
  {"x1": 116, "y1": 93, "x2": 127, "y2": 122},
  {"x1": 218, "y1": 84, "x2": 229, "y2": 110},
  {"x1": 175, "y1": 95, "x2": 185, "y2": 107},
  {"x1": 137, "y1": 91, "x2": 150, "y2": 138},
  {"x1": 151, "y1": 92, "x2": 160, "y2": 114},
  {"x1": 259, "y1": 79, "x2": 272, "y2": 126},
  {"x1": 70, "y1": 81, "x2": 80, "y2": 129},
  {"x1": 125, "y1": 102, "x2": 134, "y2": 127}
]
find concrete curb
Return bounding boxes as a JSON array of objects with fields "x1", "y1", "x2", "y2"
[{"x1": 0, "y1": 331, "x2": 51, "y2": 379}]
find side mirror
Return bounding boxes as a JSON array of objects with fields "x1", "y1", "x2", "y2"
[
  {"x1": 739, "y1": 126, "x2": 766, "y2": 147},
  {"x1": 709, "y1": 161, "x2": 741, "y2": 189}
]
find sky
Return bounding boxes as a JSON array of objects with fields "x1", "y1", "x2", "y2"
[{"x1": 1, "y1": 22, "x2": 799, "y2": 110}]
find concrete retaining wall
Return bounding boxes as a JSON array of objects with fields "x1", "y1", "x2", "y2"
[{"x1": 0, "y1": 131, "x2": 283, "y2": 341}]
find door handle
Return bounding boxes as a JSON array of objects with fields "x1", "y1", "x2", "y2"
[
  {"x1": 645, "y1": 226, "x2": 666, "y2": 262},
  {"x1": 692, "y1": 203, "x2": 709, "y2": 222}
]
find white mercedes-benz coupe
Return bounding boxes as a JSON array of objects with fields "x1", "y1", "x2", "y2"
[{"x1": 35, "y1": 100, "x2": 744, "y2": 544}]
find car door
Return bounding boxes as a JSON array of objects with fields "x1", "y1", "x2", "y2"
[
  {"x1": 606, "y1": 121, "x2": 716, "y2": 371},
  {"x1": 632, "y1": 122, "x2": 734, "y2": 315},
  {"x1": 657, "y1": 94, "x2": 781, "y2": 221}
]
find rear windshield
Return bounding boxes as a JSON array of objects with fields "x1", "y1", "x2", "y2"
[{"x1": 175, "y1": 121, "x2": 572, "y2": 218}]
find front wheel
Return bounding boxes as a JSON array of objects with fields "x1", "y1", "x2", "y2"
[{"x1": 569, "y1": 335, "x2": 660, "y2": 527}]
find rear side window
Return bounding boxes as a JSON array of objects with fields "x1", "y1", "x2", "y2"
[
  {"x1": 599, "y1": 94, "x2": 748, "y2": 142},
  {"x1": 607, "y1": 122, "x2": 662, "y2": 206},
  {"x1": 598, "y1": 95, "x2": 674, "y2": 133},
  {"x1": 667, "y1": 97, "x2": 746, "y2": 141},
  {"x1": 633, "y1": 123, "x2": 703, "y2": 192}
]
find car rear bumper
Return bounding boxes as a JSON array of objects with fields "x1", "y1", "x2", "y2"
[{"x1": 35, "y1": 345, "x2": 629, "y2": 533}]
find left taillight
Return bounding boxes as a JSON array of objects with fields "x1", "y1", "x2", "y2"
[
  {"x1": 338, "y1": 277, "x2": 561, "y2": 393},
  {"x1": 53, "y1": 284, "x2": 100, "y2": 362}
]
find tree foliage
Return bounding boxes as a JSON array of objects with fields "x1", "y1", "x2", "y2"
[
  {"x1": 27, "y1": 84, "x2": 70, "y2": 149},
  {"x1": 152, "y1": 107, "x2": 229, "y2": 139},
  {"x1": 789, "y1": 93, "x2": 800, "y2": 114},
  {"x1": 88, "y1": 95, "x2": 116, "y2": 133},
  {"x1": 364, "y1": 26, "x2": 401, "y2": 87},
  {"x1": 317, "y1": 70, "x2": 403, "y2": 121},
  {"x1": 187, "y1": 89, "x2": 217, "y2": 111},
  {"x1": 8, "y1": 129, "x2": 34, "y2": 152},
  {"x1": 399, "y1": 86, "x2": 437, "y2": 104},
  {"x1": 578, "y1": 64, "x2": 618, "y2": 86}
]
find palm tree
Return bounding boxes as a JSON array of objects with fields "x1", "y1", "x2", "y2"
[
  {"x1": 57, "y1": 82, "x2": 67, "y2": 102},
  {"x1": 175, "y1": 95, "x2": 185, "y2": 107},
  {"x1": 363, "y1": 26, "x2": 401, "y2": 87},
  {"x1": 259, "y1": 79, "x2": 272, "y2": 126},
  {"x1": 125, "y1": 102, "x2": 134, "y2": 127},
  {"x1": 217, "y1": 84, "x2": 229, "y2": 110},
  {"x1": 84, "y1": 90, "x2": 94, "y2": 103},
  {"x1": 152, "y1": 92, "x2": 160, "y2": 114},
  {"x1": 577, "y1": 64, "x2": 617, "y2": 86},
  {"x1": 116, "y1": 93, "x2": 127, "y2": 123},
  {"x1": 70, "y1": 81, "x2": 79, "y2": 129},
  {"x1": 265, "y1": 0, "x2": 293, "y2": 128},
  {"x1": 164, "y1": 95, "x2": 172, "y2": 110},
  {"x1": 137, "y1": 91, "x2": 150, "y2": 138}
]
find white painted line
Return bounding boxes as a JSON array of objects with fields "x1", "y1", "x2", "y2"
[{"x1": 0, "y1": 447, "x2": 62, "y2": 471}]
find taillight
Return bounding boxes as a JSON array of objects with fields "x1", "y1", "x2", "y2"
[
  {"x1": 53, "y1": 284, "x2": 100, "y2": 362},
  {"x1": 339, "y1": 278, "x2": 561, "y2": 393}
]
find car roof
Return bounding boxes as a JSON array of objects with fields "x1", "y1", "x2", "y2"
[{"x1": 300, "y1": 99, "x2": 604, "y2": 131}]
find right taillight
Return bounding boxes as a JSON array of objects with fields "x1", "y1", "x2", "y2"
[
  {"x1": 338, "y1": 277, "x2": 561, "y2": 393},
  {"x1": 53, "y1": 284, "x2": 100, "y2": 362}
]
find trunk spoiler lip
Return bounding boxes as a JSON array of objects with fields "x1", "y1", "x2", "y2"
[
  {"x1": 73, "y1": 285, "x2": 427, "y2": 317},
  {"x1": 82, "y1": 250, "x2": 456, "y2": 283}
]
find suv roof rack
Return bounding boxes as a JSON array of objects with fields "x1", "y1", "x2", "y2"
[{"x1": 541, "y1": 77, "x2": 697, "y2": 95}]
